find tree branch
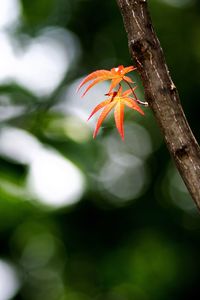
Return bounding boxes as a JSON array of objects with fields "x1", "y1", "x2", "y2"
[{"x1": 116, "y1": 0, "x2": 200, "y2": 209}]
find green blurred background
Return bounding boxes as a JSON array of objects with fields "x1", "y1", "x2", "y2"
[{"x1": 0, "y1": 0, "x2": 200, "y2": 299}]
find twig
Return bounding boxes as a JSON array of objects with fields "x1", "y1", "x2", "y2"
[
  {"x1": 123, "y1": 78, "x2": 148, "y2": 106},
  {"x1": 116, "y1": 0, "x2": 200, "y2": 209}
]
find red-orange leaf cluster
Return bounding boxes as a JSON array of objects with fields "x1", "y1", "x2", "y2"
[{"x1": 77, "y1": 65, "x2": 146, "y2": 140}]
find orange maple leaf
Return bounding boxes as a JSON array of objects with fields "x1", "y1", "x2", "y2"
[
  {"x1": 77, "y1": 65, "x2": 136, "y2": 97},
  {"x1": 88, "y1": 86, "x2": 144, "y2": 140}
]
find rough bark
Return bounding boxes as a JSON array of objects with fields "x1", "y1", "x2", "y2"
[{"x1": 116, "y1": 0, "x2": 200, "y2": 209}]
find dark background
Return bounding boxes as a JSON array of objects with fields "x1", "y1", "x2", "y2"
[{"x1": 0, "y1": 0, "x2": 200, "y2": 299}]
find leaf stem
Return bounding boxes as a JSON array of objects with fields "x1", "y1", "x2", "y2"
[{"x1": 123, "y1": 78, "x2": 148, "y2": 106}]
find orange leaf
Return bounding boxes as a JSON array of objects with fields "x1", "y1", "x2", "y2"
[
  {"x1": 123, "y1": 97, "x2": 144, "y2": 115},
  {"x1": 108, "y1": 77, "x2": 123, "y2": 94},
  {"x1": 86, "y1": 86, "x2": 145, "y2": 140},
  {"x1": 123, "y1": 75, "x2": 134, "y2": 83},
  {"x1": 87, "y1": 99, "x2": 111, "y2": 121},
  {"x1": 77, "y1": 65, "x2": 135, "y2": 96},
  {"x1": 81, "y1": 78, "x2": 106, "y2": 98},
  {"x1": 122, "y1": 65, "x2": 136, "y2": 73},
  {"x1": 93, "y1": 101, "x2": 116, "y2": 138},
  {"x1": 78, "y1": 65, "x2": 146, "y2": 140},
  {"x1": 114, "y1": 102, "x2": 125, "y2": 140},
  {"x1": 77, "y1": 70, "x2": 111, "y2": 92},
  {"x1": 122, "y1": 88, "x2": 136, "y2": 97}
]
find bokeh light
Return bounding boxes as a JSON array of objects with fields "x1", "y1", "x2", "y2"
[
  {"x1": 57, "y1": 78, "x2": 110, "y2": 126},
  {"x1": 158, "y1": 0, "x2": 194, "y2": 8},
  {"x1": 0, "y1": 27, "x2": 79, "y2": 97},
  {"x1": 167, "y1": 164, "x2": 196, "y2": 213},
  {"x1": 0, "y1": 0, "x2": 80, "y2": 97},
  {"x1": 0, "y1": 127, "x2": 86, "y2": 208},
  {"x1": 0, "y1": 0, "x2": 21, "y2": 30},
  {"x1": 0, "y1": 259, "x2": 20, "y2": 300},
  {"x1": 96, "y1": 123, "x2": 152, "y2": 204},
  {"x1": 27, "y1": 148, "x2": 86, "y2": 208}
]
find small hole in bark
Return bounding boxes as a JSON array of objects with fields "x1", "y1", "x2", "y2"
[{"x1": 175, "y1": 144, "x2": 189, "y2": 158}]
